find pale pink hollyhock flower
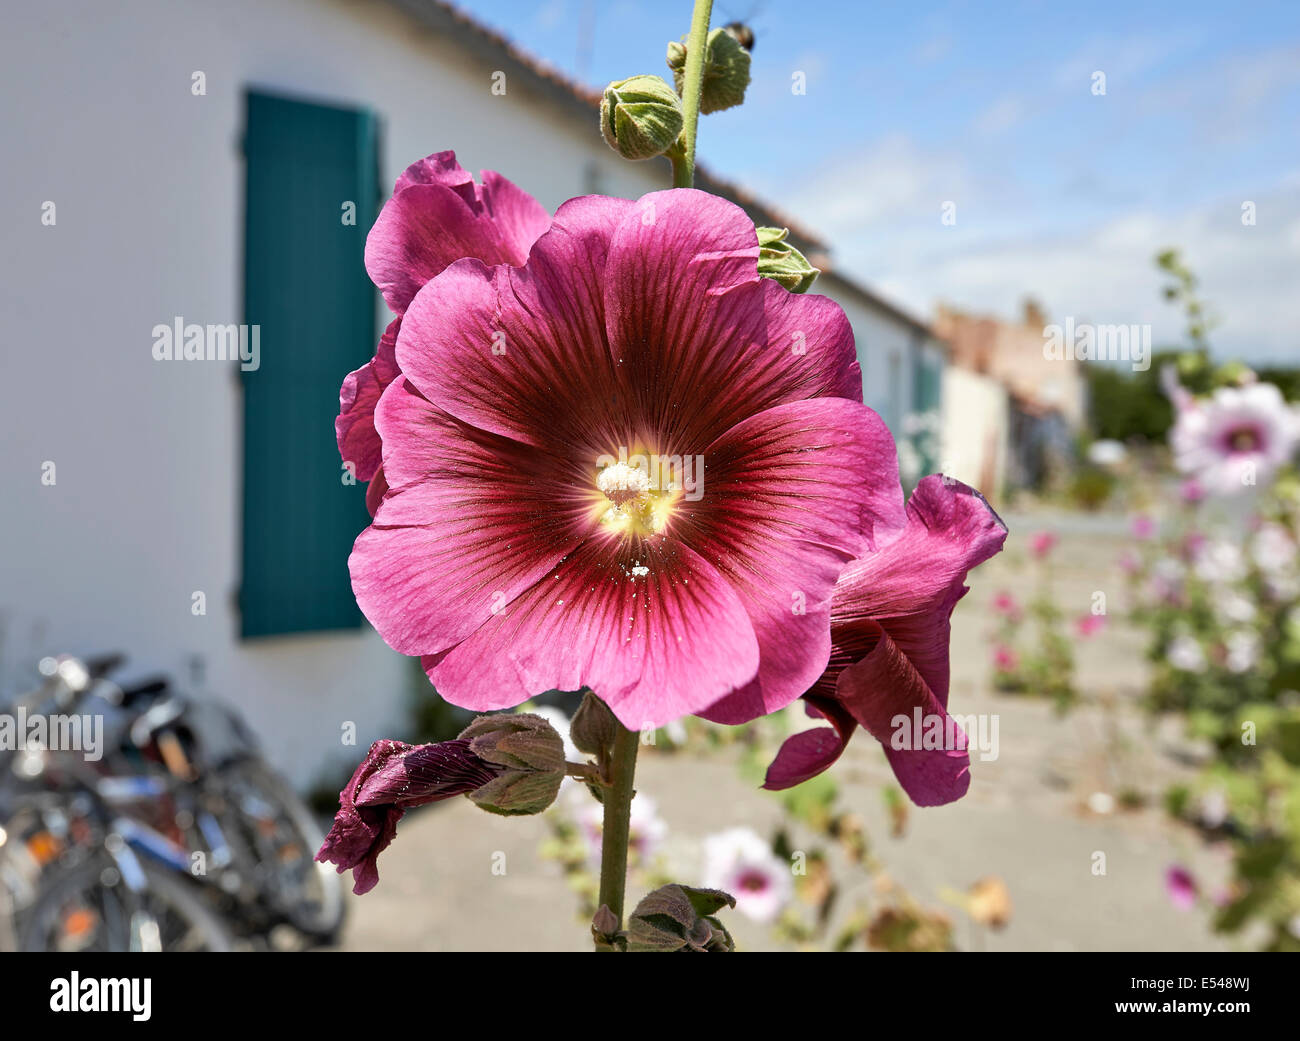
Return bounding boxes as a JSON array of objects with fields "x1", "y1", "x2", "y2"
[
  {"x1": 1118, "y1": 550, "x2": 1140, "y2": 575},
  {"x1": 1030, "y1": 531, "x2": 1057, "y2": 558},
  {"x1": 993, "y1": 644, "x2": 1019, "y2": 671},
  {"x1": 337, "y1": 151, "x2": 551, "y2": 515},
  {"x1": 701, "y1": 827, "x2": 792, "y2": 924},
  {"x1": 992, "y1": 590, "x2": 1022, "y2": 620},
  {"x1": 1167, "y1": 635, "x2": 1206, "y2": 673},
  {"x1": 350, "y1": 180, "x2": 899, "y2": 729},
  {"x1": 1075, "y1": 614, "x2": 1106, "y2": 637},
  {"x1": 1130, "y1": 514, "x2": 1155, "y2": 540},
  {"x1": 759, "y1": 477, "x2": 1008, "y2": 806},
  {"x1": 1180, "y1": 477, "x2": 1206, "y2": 504},
  {"x1": 572, "y1": 788, "x2": 667, "y2": 867},
  {"x1": 1165, "y1": 865, "x2": 1198, "y2": 911},
  {"x1": 1170, "y1": 382, "x2": 1300, "y2": 497}
]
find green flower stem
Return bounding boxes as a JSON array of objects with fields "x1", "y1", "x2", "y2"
[
  {"x1": 672, "y1": 0, "x2": 715, "y2": 188},
  {"x1": 595, "y1": 720, "x2": 640, "y2": 945}
]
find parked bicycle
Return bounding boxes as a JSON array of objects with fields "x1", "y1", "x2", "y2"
[{"x1": 0, "y1": 654, "x2": 345, "y2": 951}]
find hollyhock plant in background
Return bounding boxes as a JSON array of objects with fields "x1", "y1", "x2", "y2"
[
  {"x1": 1168, "y1": 377, "x2": 1300, "y2": 497},
  {"x1": 320, "y1": 0, "x2": 1004, "y2": 951}
]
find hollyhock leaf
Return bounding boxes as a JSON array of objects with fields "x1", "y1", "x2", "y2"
[
  {"x1": 395, "y1": 195, "x2": 635, "y2": 450},
  {"x1": 423, "y1": 536, "x2": 761, "y2": 730},
  {"x1": 350, "y1": 379, "x2": 584, "y2": 656}
]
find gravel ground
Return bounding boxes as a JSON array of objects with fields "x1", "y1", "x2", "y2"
[{"x1": 332, "y1": 519, "x2": 1234, "y2": 952}]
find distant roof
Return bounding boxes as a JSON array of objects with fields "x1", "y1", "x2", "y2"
[{"x1": 383, "y1": 0, "x2": 939, "y2": 341}]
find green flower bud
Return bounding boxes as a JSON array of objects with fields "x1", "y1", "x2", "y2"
[
  {"x1": 458, "y1": 713, "x2": 565, "y2": 816},
  {"x1": 756, "y1": 227, "x2": 820, "y2": 293},
  {"x1": 600, "y1": 74, "x2": 684, "y2": 160},
  {"x1": 625, "y1": 884, "x2": 736, "y2": 952},
  {"x1": 570, "y1": 690, "x2": 619, "y2": 761},
  {"x1": 666, "y1": 27, "x2": 752, "y2": 115}
]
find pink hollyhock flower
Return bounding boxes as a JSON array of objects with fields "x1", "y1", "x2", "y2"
[
  {"x1": 316, "y1": 738, "x2": 500, "y2": 894},
  {"x1": 336, "y1": 151, "x2": 550, "y2": 514},
  {"x1": 1165, "y1": 865, "x2": 1198, "y2": 911},
  {"x1": 1170, "y1": 382, "x2": 1300, "y2": 497},
  {"x1": 1075, "y1": 614, "x2": 1107, "y2": 637},
  {"x1": 991, "y1": 590, "x2": 1022, "y2": 620},
  {"x1": 992, "y1": 644, "x2": 1019, "y2": 671},
  {"x1": 1180, "y1": 477, "x2": 1206, "y2": 504},
  {"x1": 760, "y1": 476, "x2": 1007, "y2": 806},
  {"x1": 1130, "y1": 514, "x2": 1155, "y2": 540},
  {"x1": 1030, "y1": 531, "x2": 1057, "y2": 558},
  {"x1": 1118, "y1": 550, "x2": 1140, "y2": 574},
  {"x1": 351, "y1": 185, "x2": 896, "y2": 730}
]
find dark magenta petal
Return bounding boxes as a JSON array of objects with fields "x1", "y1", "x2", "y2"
[{"x1": 315, "y1": 738, "x2": 498, "y2": 895}]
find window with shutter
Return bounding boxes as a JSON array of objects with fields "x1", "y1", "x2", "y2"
[{"x1": 240, "y1": 90, "x2": 379, "y2": 638}]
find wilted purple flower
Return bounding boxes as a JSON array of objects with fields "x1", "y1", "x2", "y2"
[{"x1": 317, "y1": 738, "x2": 500, "y2": 895}]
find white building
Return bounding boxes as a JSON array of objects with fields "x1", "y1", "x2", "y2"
[{"x1": 0, "y1": 0, "x2": 947, "y2": 789}]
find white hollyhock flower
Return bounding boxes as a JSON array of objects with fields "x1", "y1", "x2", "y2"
[
  {"x1": 1170, "y1": 382, "x2": 1300, "y2": 497},
  {"x1": 701, "y1": 827, "x2": 792, "y2": 924},
  {"x1": 1168, "y1": 635, "x2": 1206, "y2": 673}
]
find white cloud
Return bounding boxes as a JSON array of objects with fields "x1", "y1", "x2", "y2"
[{"x1": 782, "y1": 140, "x2": 1299, "y2": 364}]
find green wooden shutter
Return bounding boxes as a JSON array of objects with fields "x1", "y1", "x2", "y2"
[{"x1": 240, "y1": 90, "x2": 379, "y2": 638}]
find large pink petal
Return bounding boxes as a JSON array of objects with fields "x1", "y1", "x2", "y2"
[
  {"x1": 762, "y1": 696, "x2": 856, "y2": 790},
  {"x1": 349, "y1": 378, "x2": 588, "y2": 656},
  {"x1": 365, "y1": 162, "x2": 548, "y2": 316},
  {"x1": 602, "y1": 191, "x2": 863, "y2": 451},
  {"x1": 688, "y1": 398, "x2": 904, "y2": 724},
  {"x1": 395, "y1": 196, "x2": 635, "y2": 452},
  {"x1": 832, "y1": 476, "x2": 1007, "y2": 704},
  {"x1": 835, "y1": 626, "x2": 971, "y2": 806},
  {"x1": 424, "y1": 535, "x2": 761, "y2": 730},
  {"x1": 336, "y1": 318, "x2": 400, "y2": 483}
]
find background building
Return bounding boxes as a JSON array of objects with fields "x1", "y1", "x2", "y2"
[{"x1": 1, "y1": 0, "x2": 947, "y2": 788}]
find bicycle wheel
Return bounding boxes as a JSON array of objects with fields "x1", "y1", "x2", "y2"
[
  {"x1": 219, "y1": 760, "x2": 345, "y2": 943},
  {"x1": 20, "y1": 856, "x2": 233, "y2": 952}
]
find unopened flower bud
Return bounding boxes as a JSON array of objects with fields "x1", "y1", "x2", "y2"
[
  {"x1": 756, "y1": 226, "x2": 820, "y2": 294},
  {"x1": 626, "y1": 884, "x2": 736, "y2": 952},
  {"x1": 666, "y1": 27, "x2": 752, "y2": 115},
  {"x1": 570, "y1": 690, "x2": 619, "y2": 761},
  {"x1": 458, "y1": 713, "x2": 566, "y2": 816},
  {"x1": 600, "y1": 75, "x2": 684, "y2": 160}
]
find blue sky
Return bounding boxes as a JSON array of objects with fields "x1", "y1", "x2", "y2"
[{"x1": 465, "y1": 0, "x2": 1300, "y2": 362}]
